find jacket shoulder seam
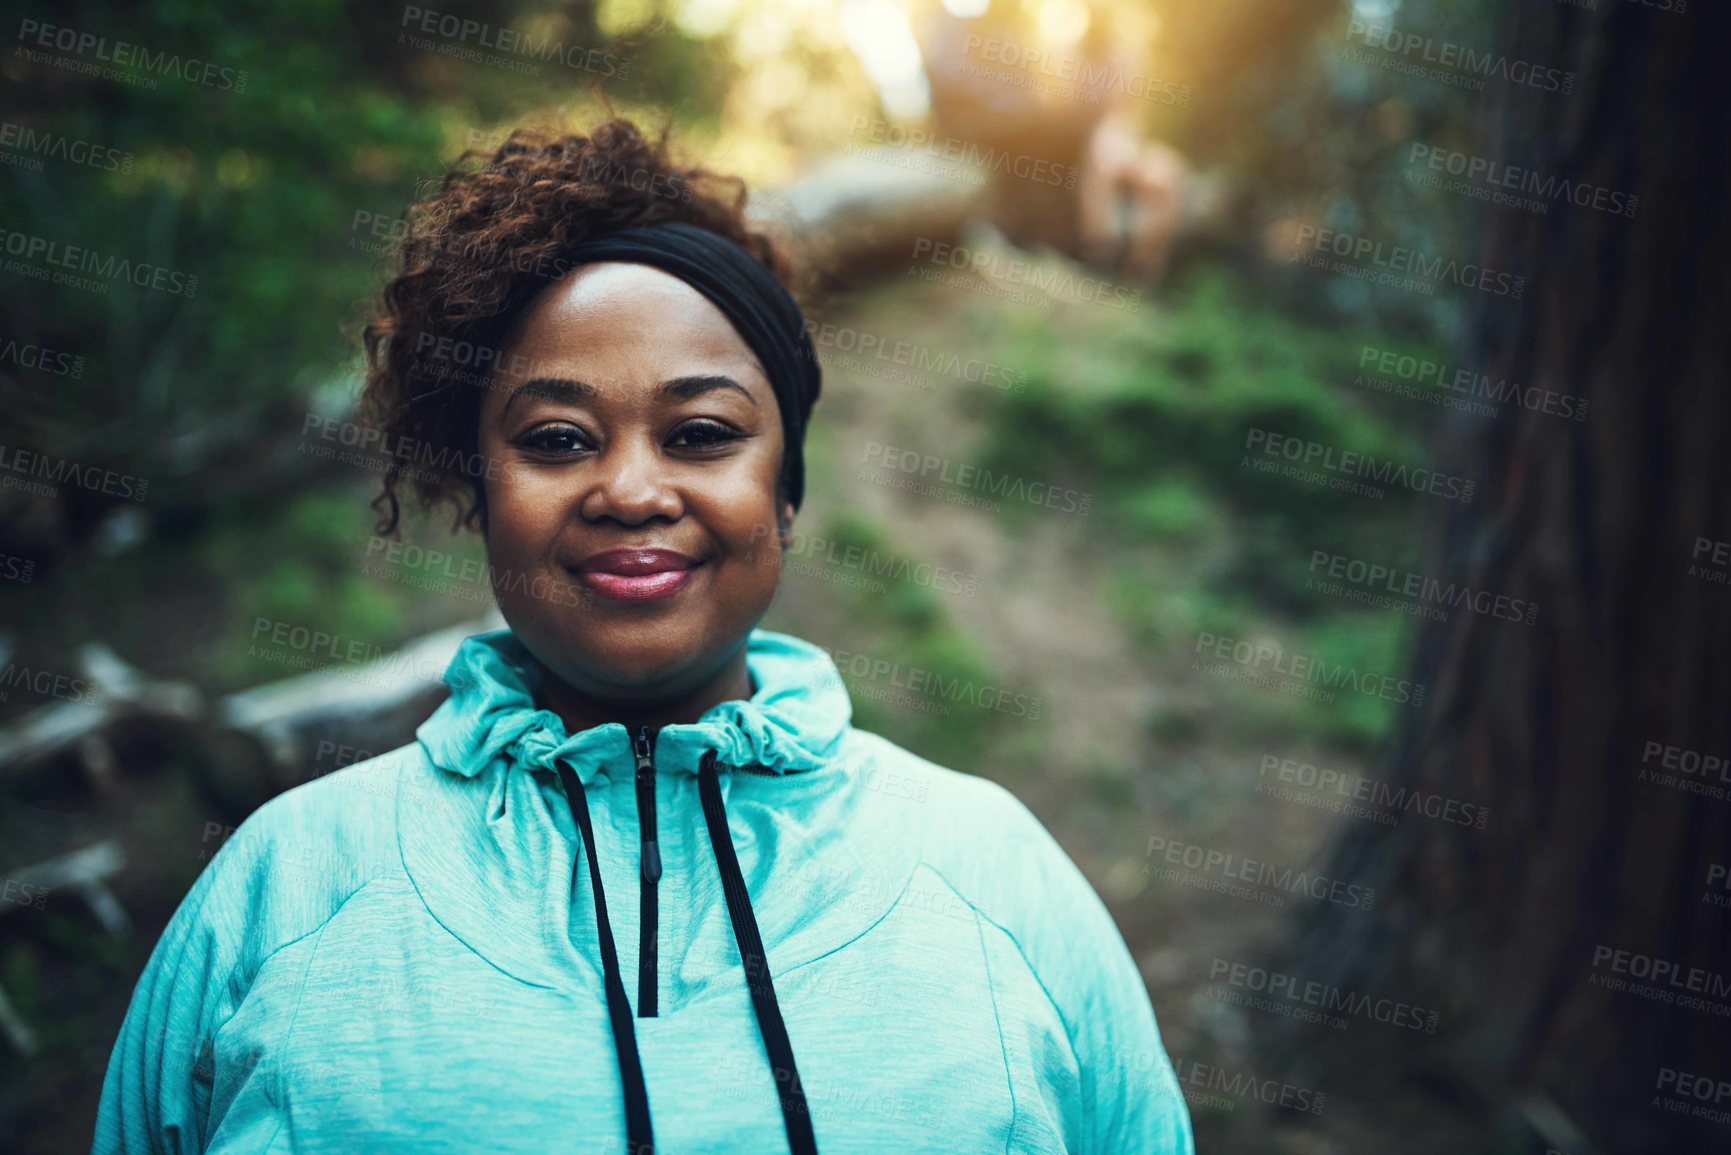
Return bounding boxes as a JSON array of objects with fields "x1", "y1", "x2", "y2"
[
  {"x1": 969, "y1": 895, "x2": 1020, "y2": 1155},
  {"x1": 916, "y1": 862, "x2": 1084, "y2": 1077},
  {"x1": 251, "y1": 874, "x2": 401, "y2": 980},
  {"x1": 193, "y1": 875, "x2": 387, "y2": 1150},
  {"x1": 773, "y1": 865, "x2": 916, "y2": 980},
  {"x1": 263, "y1": 878, "x2": 391, "y2": 1140}
]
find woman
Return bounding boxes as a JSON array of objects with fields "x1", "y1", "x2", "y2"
[{"x1": 92, "y1": 118, "x2": 1194, "y2": 1154}]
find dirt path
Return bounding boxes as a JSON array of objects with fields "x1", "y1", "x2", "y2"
[{"x1": 766, "y1": 268, "x2": 1395, "y2": 1150}]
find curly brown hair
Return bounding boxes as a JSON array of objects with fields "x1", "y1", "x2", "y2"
[{"x1": 357, "y1": 115, "x2": 807, "y2": 538}]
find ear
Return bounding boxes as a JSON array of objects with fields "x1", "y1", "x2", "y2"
[{"x1": 777, "y1": 498, "x2": 795, "y2": 547}]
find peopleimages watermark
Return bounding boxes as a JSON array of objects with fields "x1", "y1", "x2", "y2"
[
  {"x1": 818, "y1": 645, "x2": 1044, "y2": 720},
  {"x1": 15, "y1": 19, "x2": 249, "y2": 92},
  {"x1": 349, "y1": 208, "x2": 413, "y2": 257},
  {"x1": 1143, "y1": 835, "x2": 1376, "y2": 911},
  {"x1": 858, "y1": 441, "x2": 1092, "y2": 518},
  {"x1": 1244, "y1": 427, "x2": 1476, "y2": 504},
  {"x1": 300, "y1": 413, "x2": 515, "y2": 488},
  {"x1": 0, "y1": 121, "x2": 132, "y2": 174},
  {"x1": 1703, "y1": 863, "x2": 1731, "y2": 909},
  {"x1": 1192, "y1": 632, "x2": 1426, "y2": 708},
  {"x1": 0, "y1": 335, "x2": 84, "y2": 379},
  {"x1": 1688, "y1": 536, "x2": 1731, "y2": 588},
  {"x1": 1565, "y1": 0, "x2": 1689, "y2": 14},
  {"x1": 801, "y1": 320, "x2": 1026, "y2": 393},
  {"x1": 471, "y1": 127, "x2": 696, "y2": 189},
  {"x1": 1354, "y1": 345, "x2": 1587, "y2": 422},
  {"x1": 958, "y1": 34, "x2": 1191, "y2": 108},
  {"x1": 0, "y1": 445, "x2": 148, "y2": 502},
  {"x1": 1341, "y1": 19, "x2": 1575, "y2": 95},
  {"x1": 1654, "y1": 1067, "x2": 1731, "y2": 1127},
  {"x1": 397, "y1": 7, "x2": 631, "y2": 79},
  {"x1": 1169, "y1": 1057, "x2": 1325, "y2": 1116},
  {"x1": 847, "y1": 117, "x2": 1075, "y2": 189},
  {"x1": 199, "y1": 821, "x2": 320, "y2": 878},
  {"x1": 909, "y1": 238, "x2": 1142, "y2": 312},
  {"x1": 245, "y1": 617, "x2": 455, "y2": 693},
  {"x1": 2, "y1": 877, "x2": 49, "y2": 910},
  {"x1": 907, "y1": 249, "x2": 1048, "y2": 311},
  {"x1": 1636, "y1": 740, "x2": 1731, "y2": 802},
  {"x1": 745, "y1": 526, "x2": 982, "y2": 600},
  {"x1": 328, "y1": 313, "x2": 558, "y2": 394},
  {"x1": 1207, "y1": 956, "x2": 1440, "y2": 1034},
  {"x1": 1257, "y1": 753, "x2": 1490, "y2": 831},
  {"x1": 1588, "y1": 945, "x2": 1731, "y2": 1018},
  {"x1": 362, "y1": 535, "x2": 593, "y2": 610},
  {"x1": 306, "y1": 739, "x2": 437, "y2": 808},
  {"x1": 347, "y1": 208, "x2": 587, "y2": 281},
  {"x1": 1306, "y1": 548, "x2": 1539, "y2": 626},
  {"x1": 1406, "y1": 143, "x2": 1638, "y2": 218},
  {"x1": 402, "y1": 330, "x2": 545, "y2": 392},
  {"x1": 1292, "y1": 224, "x2": 1525, "y2": 299},
  {"x1": 0, "y1": 661, "x2": 102, "y2": 706},
  {"x1": 851, "y1": 758, "x2": 932, "y2": 804},
  {"x1": 0, "y1": 228, "x2": 198, "y2": 298}
]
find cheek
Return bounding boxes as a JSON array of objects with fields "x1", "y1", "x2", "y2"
[
  {"x1": 703, "y1": 461, "x2": 786, "y2": 555},
  {"x1": 482, "y1": 472, "x2": 565, "y2": 557}
]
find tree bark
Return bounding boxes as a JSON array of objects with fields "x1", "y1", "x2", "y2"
[{"x1": 1280, "y1": 3, "x2": 1731, "y2": 1152}]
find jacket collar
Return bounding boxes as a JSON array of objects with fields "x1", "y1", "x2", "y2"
[
  {"x1": 415, "y1": 627, "x2": 852, "y2": 784},
  {"x1": 399, "y1": 626, "x2": 912, "y2": 994}
]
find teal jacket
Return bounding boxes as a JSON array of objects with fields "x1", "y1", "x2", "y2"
[{"x1": 93, "y1": 627, "x2": 1193, "y2": 1153}]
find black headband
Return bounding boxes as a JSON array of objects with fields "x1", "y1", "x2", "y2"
[{"x1": 563, "y1": 221, "x2": 822, "y2": 511}]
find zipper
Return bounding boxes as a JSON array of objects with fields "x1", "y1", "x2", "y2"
[{"x1": 633, "y1": 723, "x2": 660, "y2": 1018}]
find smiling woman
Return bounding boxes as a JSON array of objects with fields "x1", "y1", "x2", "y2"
[
  {"x1": 473, "y1": 224, "x2": 810, "y2": 733},
  {"x1": 90, "y1": 117, "x2": 1195, "y2": 1155}
]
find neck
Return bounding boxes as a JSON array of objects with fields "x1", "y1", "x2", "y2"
[{"x1": 534, "y1": 649, "x2": 756, "y2": 737}]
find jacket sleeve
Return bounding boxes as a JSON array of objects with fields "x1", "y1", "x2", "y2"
[
  {"x1": 1007, "y1": 794, "x2": 1196, "y2": 1154},
  {"x1": 1064, "y1": 887, "x2": 1194, "y2": 1154},
  {"x1": 91, "y1": 841, "x2": 248, "y2": 1155}
]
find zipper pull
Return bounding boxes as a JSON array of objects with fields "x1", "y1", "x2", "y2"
[{"x1": 634, "y1": 724, "x2": 661, "y2": 883}]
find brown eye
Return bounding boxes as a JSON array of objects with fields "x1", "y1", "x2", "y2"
[
  {"x1": 519, "y1": 425, "x2": 590, "y2": 454},
  {"x1": 668, "y1": 421, "x2": 740, "y2": 450}
]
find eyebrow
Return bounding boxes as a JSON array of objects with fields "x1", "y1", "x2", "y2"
[{"x1": 502, "y1": 374, "x2": 758, "y2": 417}]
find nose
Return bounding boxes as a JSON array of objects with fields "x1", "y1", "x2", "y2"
[{"x1": 579, "y1": 433, "x2": 684, "y2": 526}]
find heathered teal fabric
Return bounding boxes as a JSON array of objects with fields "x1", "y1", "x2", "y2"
[{"x1": 93, "y1": 627, "x2": 1194, "y2": 1154}]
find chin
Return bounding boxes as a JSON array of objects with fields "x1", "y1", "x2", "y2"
[{"x1": 517, "y1": 613, "x2": 715, "y2": 695}]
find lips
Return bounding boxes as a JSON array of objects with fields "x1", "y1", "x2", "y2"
[{"x1": 571, "y1": 549, "x2": 702, "y2": 603}]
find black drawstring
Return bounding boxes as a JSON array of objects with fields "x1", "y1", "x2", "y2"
[
  {"x1": 555, "y1": 752, "x2": 818, "y2": 1155},
  {"x1": 556, "y1": 760, "x2": 655, "y2": 1155},
  {"x1": 698, "y1": 749, "x2": 818, "y2": 1155}
]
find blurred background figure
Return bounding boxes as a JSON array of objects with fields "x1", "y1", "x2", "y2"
[
  {"x1": 1077, "y1": 115, "x2": 1196, "y2": 282},
  {"x1": 917, "y1": 0, "x2": 1221, "y2": 282}
]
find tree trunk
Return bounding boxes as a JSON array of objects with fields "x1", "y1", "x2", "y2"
[{"x1": 1280, "y1": 3, "x2": 1731, "y2": 1152}]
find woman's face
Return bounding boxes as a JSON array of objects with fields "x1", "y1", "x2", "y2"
[{"x1": 475, "y1": 261, "x2": 791, "y2": 701}]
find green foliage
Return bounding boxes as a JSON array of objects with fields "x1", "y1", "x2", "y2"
[
  {"x1": 811, "y1": 511, "x2": 1021, "y2": 771},
  {"x1": 1291, "y1": 610, "x2": 1419, "y2": 748},
  {"x1": 1, "y1": 0, "x2": 730, "y2": 680},
  {"x1": 985, "y1": 267, "x2": 1435, "y2": 594},
  {"x1": 978, "y1": 266, "x2": 1439, "y2": 752},
  {"x1": 1110, "y1": 476, "x2": 1218, "y2": 542},
  {"x1": 70, "y1": 482, "x2": 412, "y2": 689},
  {"x1": 3, "y1": 0, "x2": 726, "y2": 490}
]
